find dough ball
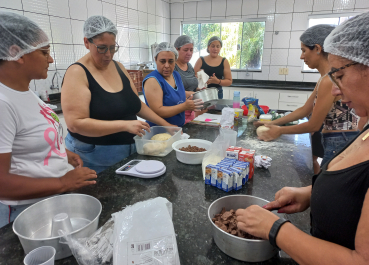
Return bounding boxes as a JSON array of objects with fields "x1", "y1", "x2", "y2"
[
  {"x1": 143, "y1": 142, "x2": 167, "y2": 155},
  {"x1": 256, "y1": 126, "x2": 270, "y2": 137},
  {"x1": 151, "y1": 133, "x2": 171, "y2": 141}
]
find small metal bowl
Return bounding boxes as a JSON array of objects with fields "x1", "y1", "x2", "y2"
[
  {"x1": 208, "y1": 195, "x2": 285, "y2": 262},
  {"x1": 13, "y1": 194, "x2": 102, "y2": 260},
  {"x1": 192, "y1": 88, "x2": 219, "y2": 109}
]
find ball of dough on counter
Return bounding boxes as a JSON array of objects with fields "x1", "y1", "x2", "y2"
[
  {"x1": 256, "y1": 126, "x2": 270, "y2": 137},
  {"x1": 151, "y1": 133, "x2": 171, "y2": 141}
]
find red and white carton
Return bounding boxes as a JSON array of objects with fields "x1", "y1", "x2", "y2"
[
  {"x1": 239, "y1": 149, "x2": 255, "y2": 179},
  {"x1": 233, "y1": 147, "x2": 242, "y2": 152},
  {"x1": 226, "y1": 147, "x2": 239, "y2": 160}
]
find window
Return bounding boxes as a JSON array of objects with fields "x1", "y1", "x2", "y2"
[
  {"x1": 303, "y1": 14, "x2": 355, "y2": 72},
  {"x1": 182, "y1": 20, "x2": 265, "y2": 71}
]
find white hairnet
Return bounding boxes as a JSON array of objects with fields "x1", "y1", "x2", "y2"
[
  {"x1": 324, "y1": 12, "x2": 369, "y2": 66},
  {"x1": 0, "y1": 12, "x2": 49, "y2": 61},
  {"x1": 300, "y1": 24, "x2": 335, "y2": 49},
  {"x1": 83, "y1": 15, "x2": 118, "y2": 39},
  {"x1": 174, "y1": 35, "x2": 194, "y2": 49},
  {"x1": 207, "y1": 36, "x2": 222, "y2": 53},
  {"x1": 154, "y1": 42, "x2": 178, "y2": 60}
]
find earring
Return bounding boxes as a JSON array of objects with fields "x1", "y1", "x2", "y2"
[{"x1": 317, "y1": 52, "x2": 320, "y2": 54}]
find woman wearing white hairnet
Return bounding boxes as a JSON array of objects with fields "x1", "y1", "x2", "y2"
[
  {"x1": 174, "y1": 35, "x2": 207, "y2": 124},
  {"x1": 142, "y1": 42, "x2": 204, "y2": 127},
  {"x1": 236, "y1": 12, "x2": 369, "y2": 264},
  {"x1": 62, "y1": 16, "x2": 174, "y2": 173},
  {"x1": 0, "y1": 12, "x2": 97, "y2": 228},
  {"x1": 193, "y1": 36, "x2": 233, "y2": 99},
  {"x1": 256, "y1": 24, "x2": 359, "y2": 171}
]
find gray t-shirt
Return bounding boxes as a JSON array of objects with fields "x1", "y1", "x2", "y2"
[{"x1": 174, "y1": 63, "x2": 198, "y2": 92}]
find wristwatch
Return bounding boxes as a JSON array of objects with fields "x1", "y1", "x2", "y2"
[{"x1": 268, "y1": 218, "x2": 291, "y2": 250}]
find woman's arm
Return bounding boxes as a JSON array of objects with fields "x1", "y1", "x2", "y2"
[
  {"x1": 258, "y1": 77, "x2": 335, "y2": 141},
  {"x1": 206, "y1": 58, "x2": 233, "y2": 87},
  {"x1": 61, "y1": 64, "x2": 149, "y2": 137},
  {"x1": 255, "y1": 88, "x2": 316, "y2": 128},
  {"x1": 193, "y1": 58, "x2": 203, "y2": 76},
  {"x1": 236, "y1": 188, "x2": 369, "y2": 265},
  {"x1": 143, "y1": 78, "x2": 198, "y2": 118},
  {"x1": 0, "y1": 153, "x2": 96, "y2": 200}
]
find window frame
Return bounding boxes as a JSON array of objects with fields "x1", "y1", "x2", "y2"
[
  {"x1": 302, "y1": 12, "x2": 362, "y2": 73},
  {"x1": 181, "y1": 17, "x2": 267, "y2": 72}
]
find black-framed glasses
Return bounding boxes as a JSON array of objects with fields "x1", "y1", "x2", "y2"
[
  {"x1": 328, "y1": 61, "x2": 358, "y2": 88},
  {"x1": 88, "y1": 39, "x2": 119, "y2": 54}
]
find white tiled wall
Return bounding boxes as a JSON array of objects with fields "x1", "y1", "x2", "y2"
[
  {"x1": 170, "y1": 0, "x2": 369, "y2": 82},
  {"x1": 0, "y1": 0, "x2": 170, "y2": 94}
]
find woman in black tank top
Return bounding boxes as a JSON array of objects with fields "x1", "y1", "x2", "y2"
[
  {"x1": 61, "y1": 16, "x2": 174, "y2": 173},
  {"x1": 235, "y1": 12, "x2": 369, "y2": 264},
  {"x1": 194, "y1": 36, "x2": 233, "y2": 99}
]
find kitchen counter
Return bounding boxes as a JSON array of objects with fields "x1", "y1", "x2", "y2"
[
  {"x1": 0, "y1": 121, "x2": 314, "y2": 265},
  {"x1": 230, "y1": 79, "x2": 316, "y2": 91}
]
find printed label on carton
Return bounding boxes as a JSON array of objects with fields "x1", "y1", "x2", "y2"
[
  {"x1": 229, "y1": 167, "x2": 243, "y2": 190},
  {"x1": 220, "y1": 169, "x2": 233, "y2": 192},
  {"x1": 210, "y1": 166, "x2": 219, "y2": 186},
  {"x1": 216, "y1": 168, "x2": 223, "y2": 189},
  {"x1": 205, "y1": 165, "x2": 213, "y2": 185},
  {"x1": 226, "y1": 149, "x2": 239, "y2": 160}
]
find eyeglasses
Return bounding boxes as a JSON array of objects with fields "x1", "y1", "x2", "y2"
[
  {"x1": 39, "y1": 48, "x2": 51, "y2": 58},
  {"x1": 328, "y1": 61, "x2": 358, "y2": 88},
  {"x1": 88, "y1": 39, "x2": 119, "y2": 54}
]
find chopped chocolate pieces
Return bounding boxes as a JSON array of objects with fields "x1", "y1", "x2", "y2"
[
  {"x1": 179, "y1": 145, "x2": 207, "y2": 152},
  {"x1": 212, "y1": 208, "x2": 262, "y2": 240}
]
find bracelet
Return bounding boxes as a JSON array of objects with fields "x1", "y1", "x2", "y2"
[
  {"x1": 218, "y1": 79, "x2": 222, "y2": 85},
  {"x1": 268, "y1": 218, "x2": 291, "y2": 250}
]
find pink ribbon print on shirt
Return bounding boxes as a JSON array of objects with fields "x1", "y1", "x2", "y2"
[{"x1": 39, "y1": 103, "x2": 66, "y2": 165}]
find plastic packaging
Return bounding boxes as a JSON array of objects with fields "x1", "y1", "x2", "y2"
[
  {"x1": 24, "y1": 246, "x2": 56, "y2": 265},
  {"x1": 259, "y1": 114, "x2": 272, "y2": 122},
  {"x1": 232, "y1": 91, "x2": 240, "y2": 108},
  {"x1": 220, "y1": 107, "x2": 234, "y2": 129},
  {"x1": 59, "y1": 218, "x2": 115, "y2": 265},
  {"x1": 113, "y1": 197, "x2": 180, "y2": 265}
]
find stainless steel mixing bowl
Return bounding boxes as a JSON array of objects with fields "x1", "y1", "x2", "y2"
[
  {"x1": 208, "y1": 195, "x2": 285, "y2": 262},
  {"x1": 192, "y1": 88, "x2": 218, "y2": 109},
  {"x1": 13, "y1": 194, "x2": 102, "y2": 260}
]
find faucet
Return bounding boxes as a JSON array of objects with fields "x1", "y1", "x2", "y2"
[{"x1": 50, "y1": 71, "x2": 62, "y2": 90}]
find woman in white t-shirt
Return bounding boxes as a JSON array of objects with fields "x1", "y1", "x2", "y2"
[{"x1": 0, "y1": 12, "x2": 97, "y2": 228}]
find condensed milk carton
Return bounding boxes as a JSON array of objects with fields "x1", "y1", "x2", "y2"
[
  {"x1": 233, "y1": 162, "x2": 249, "y2": 184},
  {"x1": 205, "y1": 165, "x2": 214, "y2": 185},
  {"x1": 229, "y1": 167, "x2": 243, "y2": 190},
  {"x1": 220, "y1": 168, "x2": 233, "y2": 192},
  {"x1": 226, "y1": 147, "x2": 239, "y2": 160},
  {"x1": 210, "y1": 165, "x2": 220, "y2": 187}
]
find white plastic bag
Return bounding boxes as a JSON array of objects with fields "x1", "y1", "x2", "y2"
[
  {"x1": 113, "y1": 197, "x2": 180, "y2": 265},
  {"x1": 220, "y1": 107, "x2": 234, "y2": 129},
  {"x1": 202, "y1": 132, "x2": 230, "y2": 179},
  {"x1": 197, "y1": 69, "x2": 209, "y2": 88},
  {"x1": 59, "y1": 218, "x2": 115, "y2": 265}
]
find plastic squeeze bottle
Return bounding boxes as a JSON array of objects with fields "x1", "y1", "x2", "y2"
[{"x1": 233, "y1": 91, "x2": 240, "y2": 108}]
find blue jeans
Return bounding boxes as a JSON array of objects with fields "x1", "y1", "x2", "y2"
[
  {"x1": 0, "y1": 203, "x2": 31, "y2": 228},
  {"x1": 321, "y1": 131, "x2": 359, "y2": 166},
  {"x1": 65, "y1": 133, "x2": 137, "y2": 174}
]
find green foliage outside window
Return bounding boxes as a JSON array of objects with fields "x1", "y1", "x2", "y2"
[{"x1": 182, "y1": 21, "x2": 265, "y2": 71}]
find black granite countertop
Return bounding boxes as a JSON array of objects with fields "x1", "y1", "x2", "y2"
[
  {"x1": 230, "y1": 79, "x2": 316, "y2": 91},
  {"x1": 0, "y1": 121, "x2": 314, "y2": 265}
]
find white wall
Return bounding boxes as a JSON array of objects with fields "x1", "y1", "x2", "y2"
[
  {"x1": 0, "y1": 0, "x2": 171, "y2": 94},
  {"x1": 170, "y1": 0, "x2": 369, "y2": 82}
]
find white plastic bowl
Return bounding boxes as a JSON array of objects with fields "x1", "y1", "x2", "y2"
[{"x1": 172, "y1": 139, "x2": 212, "y2": 165}]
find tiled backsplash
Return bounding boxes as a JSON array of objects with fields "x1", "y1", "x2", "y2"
[
  {"x1": 0, "y1": 0, "x2": 170, "y2": 94},
  {"x1": 170, "y1": 0, "x2": 369, "y2": 83}
]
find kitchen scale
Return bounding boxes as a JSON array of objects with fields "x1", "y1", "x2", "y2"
[{"x1": 115, "y1": 160, "x2": 166, "y2": 178}]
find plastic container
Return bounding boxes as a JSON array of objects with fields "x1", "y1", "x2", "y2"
[
  {"x1": 24, "y1": 246, "x2": 56, "y2": 265},
  {"x1": 259, "y1": 105, "x2": 269, "y2": 114},
  {"x1": 232, "y1": 91, "x2": 240, "y2": 108},
  {"x1": 134, "y1": 126, "x2": 182, "y2": 157},
  {"x1": 259, "y1": 114, "x2": 272, "y2": 122},
  {"x1": 220, "y1": 128, "x2": 237, "y2": 146},
  {"x1": 172, "y1": 139, "x2": 212, "y2": 164}
]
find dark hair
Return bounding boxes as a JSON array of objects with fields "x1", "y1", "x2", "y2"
[
  {"x1": 0, "y1": 59, "x2": 4, "y2": 66},
  {"x1": 306, "y1": 44, "x2": 328, "y2": 58}
]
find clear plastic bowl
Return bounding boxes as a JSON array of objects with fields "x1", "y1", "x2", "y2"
[{"x1": 134, "y1": 126, "x2": 182, "y2": 157}]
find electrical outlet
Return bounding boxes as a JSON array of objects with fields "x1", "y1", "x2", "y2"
[
  {"x1": 283, "y1": 68, "x2": 289, "y2": 75},
  {"x1": 279, "y1": 68, "x2": 284, "y2": 75}
]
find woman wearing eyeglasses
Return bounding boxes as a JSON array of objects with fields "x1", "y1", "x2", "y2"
[
  {"x1": 0, "y1": 12, "x2": 97, "y2": 228},
  {"x1": 62, "y1": 16, "x2": 174, "y2": 173},
  {"x1": 236, "y1": 12, "x2": 369, "y2": 264},
  {"x1": 256, "y1": 24, "x2": 359, "y2": 168}
]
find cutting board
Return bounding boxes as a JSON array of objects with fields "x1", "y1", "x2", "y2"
[{"x1": 191, "y1": 113, "x2": 221, "y2": 126}]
